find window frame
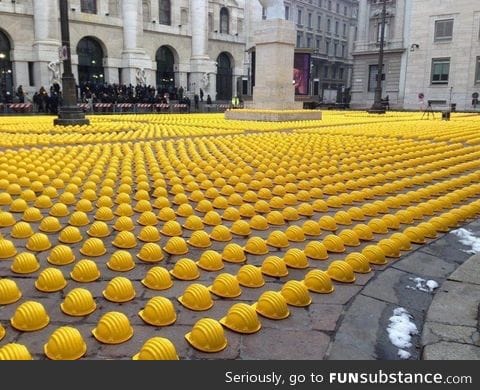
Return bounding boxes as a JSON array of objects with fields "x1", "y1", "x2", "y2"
[
  {"x1": 434, "y1": 19, "x2": 454, "y2": 42},
  {"x1": 476, "y1": 56, "x2": 480, "y2": 84},
  {"x1": 368, "y1": 64, "x2": 385, "y2": 92},
  {"x1": 431, "y1": 57, "x2": 450, "y2": 85},
  {"x1": 220, "y1": 7, "x2": 230, "y2": 34},
  {"x1": 80, "y1": 0, "x2": 97, "y2": 14}
]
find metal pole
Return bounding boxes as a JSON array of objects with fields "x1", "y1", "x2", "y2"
[
  {"x1": 368, "y1": 0, "x2": 387, "y2": 114},
  {"x1": 54, "y1": 0, "x2": 90, "y2": 126}
]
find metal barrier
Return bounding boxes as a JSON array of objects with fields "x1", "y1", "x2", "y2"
[{"x1": 1, "y1": 103, "x2": 34, "y2": 114}]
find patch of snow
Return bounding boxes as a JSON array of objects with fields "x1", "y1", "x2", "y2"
[
  {"x1": 450, "y1": 228, "x2": 480, "y2": 253},
  {"x1": 387, "y1": 307, "x2": 418, "y2": 360},
  {"x1": 406, "y1": 277, "x2": 439, "y2": 293},
  {"x1": 397, "y1": 349, "x2": 411, "y2": 359}
]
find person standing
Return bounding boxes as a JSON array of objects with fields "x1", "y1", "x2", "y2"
[
  {"x1": 200, "y1": 88, "x2": 204, "y2": 102},
  {"x1": 16, "y1": 85, "x2": 25, "y2": 103}
]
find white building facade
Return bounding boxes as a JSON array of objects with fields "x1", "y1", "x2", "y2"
[
  {"x1": 351, "y1": 0, "x2": 480, "y2": 111},
  {"x1": 403, "y1": 0, "x2": 480, "y2": 111},
  {"x1": 0, "y1": 0, "x2": 254, "y2": 101}
]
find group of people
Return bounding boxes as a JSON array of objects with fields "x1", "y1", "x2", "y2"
[{"x1": 4, "y1": 81, "x2": 220, "y2": 113}]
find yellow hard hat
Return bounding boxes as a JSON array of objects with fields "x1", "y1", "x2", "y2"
[
  {"x1": 220, "y1": 303, "x2": 262, "y2": 334},
  {"x1": 283, "y1": 248, "x2": 309, "y2": 269},
  {"x1": 80, "y1": 237, "x2": 107, "y2": 256},
  {"x1": 203, "y1": 210, "x2": 223, "y2": 226},
  {"x1": 304, "y1": 241, "x2": 328, "y2": 260},
  {"x1": 178, "y1": 283, "x2": 213, "y2": 311},
  {"x1": 139, "y1": 296, "x2": 177, "y2": 327},
  {"x1": 285, "y1": 225, "x2": 305, "y2": 242},
  {"x1": 261, "y1": 256, "x2": 288, "y2": 277},
  {"x1": 362, "y1": 245, "x2": 387, "y2": 265},
  {"x1": 103, "y1": 277, "x2": 136, "y2": 303},
  {"x1": 266, "y1": 230, "x2": 289, "y2": 248},
  {"x1": 11, "y1": 252, "x2": 40, "y2": 274},
  {"x1": 70, "y1": 259, "x2": 101, "y2": 283},
  {"x1": 0, "y1": 343, "x2": 32, "y2": 360},
  {"x1": 303, "y1": 270, "x2": 334, "y2": 293},
  {"x1": 11, "y1": 300, "x2": 50, "y2": 332},
  {"x1": 92, "y1": 311, "x2": 134, "y2": 344},
  {"x1": 209, "y1": 273, "x2": 242, "y2": 298},
  {"x1": 26, "y1": 233, "x2": 52, "y2": 252},
  {"x1": 112, "y1": 231, "x2": 137, "y2": 249},
  {"x1": 0, "y1": 278, "x2": 22, "y2": 305},
  {"x1": 281, "y1": 280, "x2": 312, "y2": 307},
  {"x1": 35, "y1": 268, "x2": 67, "y2": 292},
  {"x1": 327, "y1": 260, "x2": 355, "y2": 283},
  {"x1": 222, "y1": 243, "x2": 246, "y2": 263},
  {"x1": 254, "y1": 291, "x2": 290, "y2": 320},
  {"x1": 185, "y1": 318, "x2": 227, "y2": 353},
  {"x1": 236, "y1": 264, "x2": 265, "y2": 288},
  {"x1": 338, "y1": 229, "x2": 361, "y2": 247},
  {"x1": 170, "y1": 258, "x2": 200, "y2": 280},
  {"x1": 141, "y1": 266, "x2": 173, "y2": 291},
  {"x1": 243, "y1": 236, "x2": 269, "y2": 255},
  {"x1": 133, "y1": 337, "x2": 179, "y2": 360},
  {"x1": 61, "y1": 288, "x2": 96, "y2": 317},
  {"x1": 345, "y1": 252, "x2": 371, "y2": 273}
]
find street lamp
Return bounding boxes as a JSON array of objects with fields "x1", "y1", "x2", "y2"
[
  {"x1": 368, "y1": 0, "x2": 387, "y2": 114},
  {"x1": 54, "y1": 0, "x2": 90, "y2": 126},
  {"x1": 0, "y1": 53, "x2": 6, "y2": 103}
]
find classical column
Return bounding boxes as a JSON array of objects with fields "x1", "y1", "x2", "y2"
[
  {"x1": 33, "y1": 0, "x2": 60, "y2": 90},
  {"x1": 189, "y1": 0, "x2": 216, "y2": 98},
  {"x1": 121, "y1": 0, "x2": 152, "y2": 85},
  {"x1": 191, "y1": 0, "x2": 208, "y2": 60},
  {"x1": 357, "y1": 0, "x2": 368, "y2": 42}
]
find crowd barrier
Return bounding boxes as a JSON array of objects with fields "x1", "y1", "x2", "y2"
[{"x1": 0, "y1": 102, "x2": 239, "y2": 115}]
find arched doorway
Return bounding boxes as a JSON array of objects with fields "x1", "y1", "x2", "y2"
[
  {"x1": 156, "y1": 46, "x2": 175, "y2": 96},
  {"x1": 77, "y1": 37, "x2": 105, "y2": 88},
  {"x1": 216, "y1": 52, "x2": 232, "y2": 101},
  {"x1": 0, "y1": 30, "x2": 13, "y2": 103}
]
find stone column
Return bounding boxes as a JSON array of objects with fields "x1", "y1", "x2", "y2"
[
  {"x1": 33, "y1": 0, "x2": 60, "y2": 90},
  {"x1": 251, "y1": 19, "x2": 301, "y2": 110},
  {"x1": 121, "y1": 0, "x2": 152, "y2": 85},
  {"x1": 357, "y1": 0, "x2": 368, "y2": 42},
  {"x1": 189, "y1": 0, "x2": 216, "y2": 97}
]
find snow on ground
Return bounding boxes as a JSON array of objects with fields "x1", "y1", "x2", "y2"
[
  {"x1": 450, "y1": 228, "x2": 480, "y2": 253},
  {"x1": 405, "y1": 277, "x2": 439, "y2": 293},
  {"x1": 387, "y1": 307, "x2": 418, "y2": 360}
]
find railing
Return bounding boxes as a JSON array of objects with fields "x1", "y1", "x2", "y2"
[{"x1": 0, "y1": 102, "x2": 238, "y2": 115}]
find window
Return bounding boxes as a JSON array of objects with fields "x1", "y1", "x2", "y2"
[
  {"x1": 81, "y1": 0, "x2": 97, "y2": 14},
  {"x1": 431, "y1": 58, "x2": 450, "y2": 84},
  {"x1": 434, "y1": 19, "x2": 453, "y2": 41},
  {"x1": 334, "y1": 43, "x2": 338, "y2": 56},
  {"x1": 336, "y1": 3, "x2": 340, "y2": 13},
  {"x1": 328, "y1": 1, "x2": 332, "y2": 11},
  {"x1": 476, "y1": 57, "x2": 480, "y2": 83},
  {"x1": 262, "y1": 7, "x2": 267, "y2": 20},
  {"x1": 208, "y1": 13, "x2": 213, "y2": 31},
  {"x1": 327, "y1": 19, "x2": 331, "y2": 32},
  {"x1": 343, "y1": 23, "x2": 347, "y2": 36},
  {"x1": 335, "y1": 21, "x2": 339, "y2": 35},
  {"x1": 325, "y1": 41, "x2": 330, "y2": 55},
  {"x1": 159, "y1": 0, "x2": 171, "y2": 25},
  {"x1": 368, "y1": 64, "x2": 385, "y2": 91},
  {"x1": 324, "y1": 66, "x2": 329, "y2": 78},
  {"x1": 220, "y1": 8, "x2": 229, "y2": 33},
  {"x1": 341, "y1": 44, "x2": 346, "y2": 57},
  {"x1": 344, "y1": 6, "x2": 348, "y2": 16},
  {"x1": 237, "y1": 18, "x2": 243, "y2": 34},
  {"x1": 339, "y1": 68, "x2": 344, "y2": 80},
  {"x1": 297, "y1": 33, "x2": 302, "y2": 48},
  {"x1": 316, "y1": 38, "x2": 321, "y2": 49},
  {"x1": 307, "y1": 36, "x2": 312, "y2": 48},
  {"x1": 308, "y1": 13, "x2": 312, "y2": 28},
  {"x1": 317, "y1": 15, "x2": 322, "y2": 30},
  {"x1": 297, "y1": 10, "x2": 302, "y2": 25},
  {"x1": 285, "y1": 6, "x2": 290, "y2": 20},
  {"x1": 28, "y1": 62, "x2": 35, "y2": 87},
  {"x1": 318, "y1": 0, "x2": 322, "y2": 6}
]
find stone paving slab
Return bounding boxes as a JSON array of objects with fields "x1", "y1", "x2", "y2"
[
  {"x1": 422, "y1": 342, "x2": 480, "y2": 360},
  {"x1": 447, "y1": 254, "x2": 480, "y2": 285}
]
